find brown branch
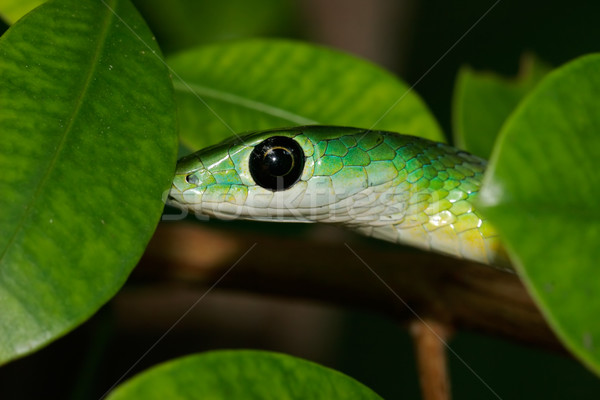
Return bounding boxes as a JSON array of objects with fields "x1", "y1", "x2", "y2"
[{"x1": 135, "y1": 222, "x2": 563, "y2": 352}]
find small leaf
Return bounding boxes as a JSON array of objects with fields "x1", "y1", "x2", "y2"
[
  {"x1": 106, "y1": 350, "x2": 384, "y2": 400},
  {"x1": 0, "y1": 0, "x2": 44, "y2": 24},
  {"x1": 132, "y1": 0, "x2": 298, "y2": 54},
  {"x1": 478, "y1": 54, "x2": 600, "y2": 374},
  {"x1": 452, "y1": 54, "x2": 550, "y2": 158},
  {"x1": 0, "y1": 0, "x2": 177, "y2": 363},
  {"x1": 167, "y1": 39, "x2": 444, "y2": 149}
]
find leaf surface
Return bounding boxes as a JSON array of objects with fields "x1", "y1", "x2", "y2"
[
  {"x1": 479, "y1": 54, "x2": 600, "y2": 374},
  {"x1": 453, "y1": 55, "x2": 549, "y2": 158},
  {"x1": 0, "y1": 0, "x2": 177, "y2": 363},
  {"x1": 107, "y1": 350, "x2": 384, "y2": 400},
  {"x1": 167, "y1": 39, "x2": 444, "y2": 150}
]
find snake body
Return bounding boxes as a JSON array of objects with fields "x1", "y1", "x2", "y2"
[{"x1": 168, "y1": 126, "x2": 510, "y2": 269}]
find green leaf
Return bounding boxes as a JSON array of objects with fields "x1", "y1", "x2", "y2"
[
  {"x1": 132, "y1": 0, "x2": 298, "y2": 54},
  {"x1": 167, "y1": 39, "x2": 444, "y2": 150},
  {"x1": 0, "y1": 0, "x2": 177, "y2": 364},
  {"x1": 478, "y1": 54, "x2": 600, "y2": 374},
  {"x1": 0, "y1": 0, "x2": 44, "y2": 24},
  {"x1": 452, "y1": 54, "x2": 550, "y2": 158},
  {"x1": 106, "y1": 350, "x2": 384, "y2": 400}
]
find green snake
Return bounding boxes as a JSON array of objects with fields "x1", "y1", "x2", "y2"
[{"x1": 167, "y1": 126, "x2": 510, "y2": 270}]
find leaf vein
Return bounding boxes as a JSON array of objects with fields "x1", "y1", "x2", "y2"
[
  {"x1": 172, "y1": 80, "x2": 319, "y2": 126},
  {"x1": 0, "y1": 1, "x2": 117, "y2": 265}
]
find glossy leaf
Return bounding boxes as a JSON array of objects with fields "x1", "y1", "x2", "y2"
[
  {"x1": 106, "y1": 350, "x2": 384, "y2": 400},
  {"x1": 452, "y1": 55, "x2": 550, "y2": 158},
  {"x1": 0, "y1": 0, "x2": 297, "y2": 48},
  {"x1": 0, "y1": 0, "x2": 43, "y2": 24},
  {"x1": 0, "y1": 0, "x2": 177, "y2": 364},
  {"x1": 478, "y1": 54, "x2": 600, "y2": 374},
  {"x1": 167, "y1": 39, "x2": 444, "y2": 150}
]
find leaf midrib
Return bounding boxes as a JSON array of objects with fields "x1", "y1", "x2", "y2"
[
  {"x1": 172, "y1": 80, "x2": 319, "y2": 125},
  {"x1": 0, "y1": 1, "x2": 116, "y2": 265}
]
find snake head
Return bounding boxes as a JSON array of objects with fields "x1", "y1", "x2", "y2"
[{"x1": 167, "y1": 126, "x2": 381, "y2": 222}]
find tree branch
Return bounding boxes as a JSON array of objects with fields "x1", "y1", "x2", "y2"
[
  {"x1": 135, "y1": 222, "x2": 563, "y2": 352},
  {"x1": 411, "y1": 319, "x2": 452, "y2": 400}
]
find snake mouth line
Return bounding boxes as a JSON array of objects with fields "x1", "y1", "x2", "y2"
[
  {"x1": 166, "y1": 194, "x2": 177, "y2": 203},
  {"x1": 165, "y1": 184, "x2": 184, "y2": 208}
]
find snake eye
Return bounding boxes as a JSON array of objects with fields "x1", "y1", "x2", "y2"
[
  {"x1": 249, "y1": 136, "x2": 305, "y2": 191},
  {"x1": 186, "y1": 173, "x2": 199, "y2": 185}
]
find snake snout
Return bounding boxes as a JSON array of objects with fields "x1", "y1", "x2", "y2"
[{"x1": 165, "y1": 181, "x2": 183, "y2": 207}]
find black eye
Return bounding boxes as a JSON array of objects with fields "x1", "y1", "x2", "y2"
[
  {"x1": 249, "y1": 136, "x2": 305, "y2": 191},
  {"x1": 186, "y1": 174, "x2": 199, "y2": 184}
]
